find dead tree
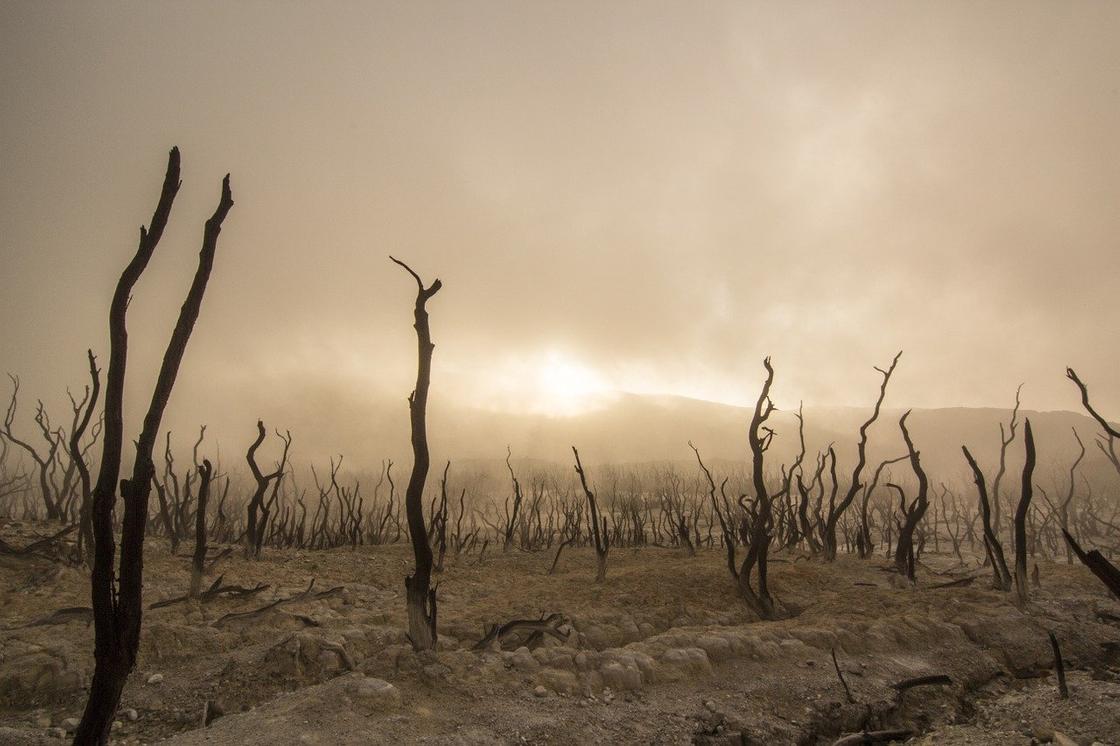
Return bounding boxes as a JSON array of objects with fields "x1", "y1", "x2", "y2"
[
  {"x1": 892, "y1": 411, "x2": 930, "y2": 582},
  {"x1": 857, "y1": 454, "x2": 907, "y2": 559},
  {"x1": 961, "y1": 445, "x2": 1013, "y2": 590},
  {"x1": 1013, "y1": 419, "x2": 1036, "y2": 606},
  {"x1": 1042, "y1": 428, "x2": 1085, "y2": 564},
  {"x1": 823, "y1": 351, "x2": 901, "y2": 561},
  {"x1": 991, "y1": 385, "x2": 1024, "y2": 542},
  {"x1": 430, "y1": 460, "x2": 451, "y2": 571},
  {"x1": 738, "y1": 357, "x2": 781, "y2": 618},
  {"x1": 190, "y1": 459, "x2": 213, "y2": 598},
  {"x1": 572, "y1": 446, "x2": 609, "y2": 582},
  {"x1": 503, "y1": 446, "x2": 523, "y2": 551},
  {"x1": 244, "y1": 421, "x2": 291, "y2": 559},
  {"x1": 69, "y1": 352, "x2": 101, "y2": 562},
  {"x1": 3, "y1": 376, "x2": 63, "y2": 520},
  {"x1": 392, "y1": 256, "x2": 441, "y2": 651},
  {"x1": 76, "y1": 147, "x2": 233, "y2": 744},
  {"x1": 1066, "y1": 368, "x2": 1120, "y2": 479},
  {"x1": 1063, "y1": 529, "x2": 1120, "y2": 600}
]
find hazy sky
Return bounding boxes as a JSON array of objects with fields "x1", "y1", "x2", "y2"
[{"x1": 1, "y1": 1, "x2": 1118, "y2": 459}]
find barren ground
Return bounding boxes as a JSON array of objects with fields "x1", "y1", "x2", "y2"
[{"x1": 1, "y1": 520, "x2": 1118, "y2": 745}]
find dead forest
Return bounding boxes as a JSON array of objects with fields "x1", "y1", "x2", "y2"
[{"x1": 1, "y1": 150, "x2": 1119, "y2": 746}]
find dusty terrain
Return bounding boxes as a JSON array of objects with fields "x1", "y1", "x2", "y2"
[{"x1": 1, "y1": 521, "x2": 1118, "y2": 745}]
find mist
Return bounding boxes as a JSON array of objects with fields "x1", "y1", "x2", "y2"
[{"x1": 2, "y1": 2, "x2": 1119, "y2": 467}]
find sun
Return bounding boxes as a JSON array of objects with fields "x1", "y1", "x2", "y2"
[
  {"x1": 469, "y1": 348, "x2": 615, "y2": 416},
  {"x1": 535, "y1": 351, "x2": 610, "y2": 415}
]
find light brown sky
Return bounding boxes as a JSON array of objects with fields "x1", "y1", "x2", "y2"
[{"x1": 1, "y1": 1, "x2": 1118, "y2": 461}]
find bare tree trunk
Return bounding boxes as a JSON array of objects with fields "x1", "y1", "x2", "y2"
[
  {"x1": 76, "y1": 149, "x2": 233, "y2": 745},
  {"x1": 392, "y1": 256, "x2": 441, "y2": 651},
  {"x1": 189, "y1": 459, "x2": 213, "y2": 598},
  {"x1": 962, "y1": 446, "x2": 1012, "y2": 590},
  {"x1": 70, "y1": 351, "x2": 101, "y2": 564},
  {"x1": 823, "y1": 352, "x2": 901, "y2": 561},
  {"x1": 572, "y1": 447, "x2": 609, "y2": 582},
  {"x1": 1013, "y1": 419, "x2": 1036, "y2": 606},
  {"x1": 893, "y1": 411, "x2": 929, "y2": 582},
  {"x1": 738, "y1": 357, "x2": 780, "y2": 618},
  {"x1": 244, "y1": 421, "x2": 290, "y2": 558}
]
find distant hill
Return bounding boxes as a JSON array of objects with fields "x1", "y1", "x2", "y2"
[
  {"x1": 174, "y1": 381, "x2": 1119, "y2": 490},
  {"x1": 432, "y1": 393, "x2": 1117, "y2": 487}
]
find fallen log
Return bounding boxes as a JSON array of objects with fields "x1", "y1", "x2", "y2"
[
  {"x1": 150, "y1": 574, "x2": 270, "y2": 609},
  {"x1": 832, "y1": 729, "x2": 913, "y2": 746},
  {"x1": 0, "y1": 524, "x2": 78, "y2": 560},
  {"x1": 7, "y1": 606, "x2": 93, "y2": 629},
  {"x1": 929, "y1": 576, "x2": 976, "y2": 589},
  {"x1": 472, "y1": 612, "x2": 569, "y2": 651},
  {"x1": 1063, "y1": 529, "x2": 1120, "y2": 601},
  {"x1": 893, "y1": 674, "x2": 952, "y2": 692},
  {"x1": 211, "y1": 578, "x2": 343, "y2": 628}
]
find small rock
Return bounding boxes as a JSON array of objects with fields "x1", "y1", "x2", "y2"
[
  {"x1": 111, "y1": 720, "x2": 123, "y2": 731},
  {"x1": 704, "y1": 700, "x2": 718, "y2": 712},
  {"x1": 1033, "y1": 724, "x2": 1056, "y2": 742},
  {"x1": 533, "y1": 685, "x2": 548, "y2": 698},
  {"x1": 61, "y1": 717, "x2": 79, "y2": 733},
  {"x1": 123, "y1": 708, "x2": 139, "y2": 722},
  {"x1": 510, "y1": 646, "x2": 539, "y2": 672},
  {"x1": 33, "y1": 715, "x2": 51, "y2": 728},
  {"x1": 351, "y1": 676, "x2": 401, "y2": 711},
  {"x1": 147, "y1": 673, "x2": 164, "y2": 685}
]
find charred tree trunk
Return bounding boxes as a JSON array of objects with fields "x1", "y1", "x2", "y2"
[
  {"x1": 503, "y1": 446, "x2": 523, "y2": 552},
  {"x1": 190, "y1": 459, "x2": 213, "y2": 598},
  {"x1": 76, "y1": 148, "x2": 233, "y2": 745},
  {"x1": 392, "y1": 256, "x2": 441, "y2": 651},
  {"x1": 893, "y1": 411, "x2": 929, "y2": 582},
  {"x1": 573, "y1": 446, "x2": 609, "y2": 582},
  {"x1": 244, "y1": 421, "x2": 290, "y2": 559},
  {"x1": 70, "y1": 351, "x2": 101, "y2": 564},
  {"x1": 1063, "y1": 529, "x2": 1120, "y2": 600},
  {"x1": 962, "y1": 445, "x2": 1012, "y2": 590},
  {"x1": 738, "y1": 357, "x2": 780, "y2": 618},
  {"x1": 823, "y1": 352, "x2": 901, "y2": 561},
  {"x1": 1013, "y1": 419, "x2": 1036, "y2": 606}
]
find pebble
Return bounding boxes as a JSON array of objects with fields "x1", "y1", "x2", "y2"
[
  {"x1": 123, "y1": 708, "x2": 139, "y2": 722},
  {"x1": 61, "y1": 717, "x2": 79, "y2": 733},
  {"x1": 533, "y1": 685, "x2": 548, "y2": 698},
  {"x1": 147, "y1": 673, "x2": 164, "y2": 685}
]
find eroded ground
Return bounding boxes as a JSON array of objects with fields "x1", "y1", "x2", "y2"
[{"x1": 2, "y1": 521, "x2": 1118, "y2": 745}]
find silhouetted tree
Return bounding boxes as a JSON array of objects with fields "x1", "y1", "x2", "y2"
[
  {"x1": 503, "y1": 446, "x2": 523, "y2": 551},
  {"x1": 572, "y1": 446, "x2": 609, "y2": 582},
  {"x1": 1066, "y1": 368, "x2": 1120, "y2": 478},
  {"x1": 2, "y1": 376, "x2": 63, "y2": 520},
  {"x1": 69, "y1": 351, "x2": 101, "y2": 563},
  {"x1": 738, "y1": 357, "x2": 782, "y2": 618},
  {"x1": 1013, "y1": 419, "x2": 1036, "y2": 606},
  {"x1": 892, "y1": 411, "x2": 929, "y2": 582},
  {"x1": 391, "y1": 256, "x2": 441, "y2": 651},
  {"x1": 244, "y1": 420, "x2": 291, "y2": 559},
  {"x1": 75, "y1": 148, "x2": 233, "y2": 744},
  {"x1": 190, "y1": 459, "x2": 214, "y2": 598},
  {"x1": 822, "y1": 351, "x2": 901, "y2": 561},
  {"x1": 961, "y1": 445, "x2": 1013, "y2": 590}
]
